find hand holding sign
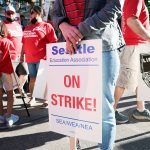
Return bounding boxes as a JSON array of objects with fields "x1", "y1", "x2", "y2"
[{"x1": 59, "y1": 22, "x2": 83, "y2": 54}]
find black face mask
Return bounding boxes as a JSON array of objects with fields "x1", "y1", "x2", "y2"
[
  {"x1": 6, "y1": 17, "x2": 15, "y2": 22},
  {"x1": 31, "y1": 18, "x2": 38, "y2": 24}
]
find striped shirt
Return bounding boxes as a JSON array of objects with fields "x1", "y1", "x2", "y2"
[{"x1": 64, "y1": 0, "x2": 85, "y2": 26}]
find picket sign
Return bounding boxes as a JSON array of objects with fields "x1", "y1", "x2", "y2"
[
  {"x1": 138, "y1": 43, "x2": 150, "y2": 101},
  {"x1": 46, "y1": 39, "x2": 102, "y2": 143},
  {"x1": 32, "y1": 59, "x2": 48, "y2": 100}
]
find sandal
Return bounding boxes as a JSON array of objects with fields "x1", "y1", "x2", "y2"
[{"x1": 40, "y1": 102, "x2": 48, "y2": 109}]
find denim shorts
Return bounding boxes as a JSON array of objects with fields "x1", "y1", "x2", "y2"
[
  {"x1": 27, "y1": 62, "x2": 40, "y2": 78},
  {"x1": 0, "y1": 73, "x2": 13, "y2": 91}
]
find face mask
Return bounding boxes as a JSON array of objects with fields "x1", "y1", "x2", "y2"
[
  {"x1": 6, "y1": 17, "x2": 15, "y2": 22},
  {"x1": 31, "y1": 17, "x2": 38, "y2": 24}
]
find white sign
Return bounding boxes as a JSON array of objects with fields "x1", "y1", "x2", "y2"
[
  {"x1": 138, "y1": 43, "x2": 150, "y2": 101},
  {"x1": 32, "y1": 59, "x2": 47, "y2": 100},
  {"x1": 47, "y1": 39, "x2": 102, "y2": 143}
]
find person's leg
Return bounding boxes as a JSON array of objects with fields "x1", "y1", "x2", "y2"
[
  {"x1": 0, "y1": 77, "x2": 5, "y2": 123},
  {"x1": 114, "y1": 46, "x2": 138, "y2": 108},
  {"x1": 6, "y1": 90, "x2": 14, "y2": 116},
  {"x1": 28, "y1": 62, "x2": 40, "y2": 95},
  {"x1": 69, "y1": 137, "x2": 76, "y2": 150},
  {"x1": 135, "y1": 87, "x2": 145, "y2": 110},
  {"x1": 2, "y1": 73, "x2": 14, "y2": 116},
  {"x1": 132, "y1": 87, "x2": 150, "y2": 120},
  {"x1": 29, "y1": 77, "x2": 36, "y2": 96},
  {"x1": 102, "y1": 50, "x2": 120, "y2": 150},
  {"x1": 2, "y1": 73, "x2": 19, "y2": 127},
  {"x1": 27, "y1": 62, "x2": 40, "y2": 105},
  {"x1": 114, "y1": 86, "x2": 125, "y2": 110},
  {"x1": 114, "y1": 86, "x2": 129, "y2": 124},
  {"x1": 114, "y1": 45, "x2": 139, "y2": 123},
  {"x1": 69, "y1": 137, "x2": 81, "y2": 150}
]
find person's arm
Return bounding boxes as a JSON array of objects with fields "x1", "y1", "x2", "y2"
[
  {"x1": 46, "y1": 23, "x2": 58, "y2": 43},
  {"x1": 20, "y1": 44, "x2": 25, "y2": 62},
  {"x1": 78, "y1": 0, "x2": 124, "y2": 37},
  {"x1": 53, "y1": 0, "x2": 69, "y2": 30},
  {"x1": 127, "y1": 16, "x2": 150, "y2": 42},
  {"x1": 53, "y1": 0, "x2": 83, "y2": 54},
  {"x1": 59, "y1": 22, "x2": 83, "y2": 54},
  {"x1": 53, "y1": 0, "x2": 124, "y2": 36},
  {"x1": 53, "y1": 0, "x2": 124, "y2": 54}
]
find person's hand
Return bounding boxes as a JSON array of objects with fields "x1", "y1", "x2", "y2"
[
  {"x1": 66, "y1": 40, "x2": 76, "y2": 55},
  {"x1": 59, "y1": 22, "x2": 83, "y2": 54}
]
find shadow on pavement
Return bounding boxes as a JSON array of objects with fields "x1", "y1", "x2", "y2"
[
  {"x1": 0, "y1": 131, "x2": 65, "y2": 150},
  {"x1": 115, "y1": 136, "x2": 150, "y2": 150},
  {"x1": 0, "y1": 97, "x2": 49, "y2": 131}
]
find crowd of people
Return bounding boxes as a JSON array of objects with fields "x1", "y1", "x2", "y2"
[{"x1": 0, "y1": 0, "x2": 150, "y2": 149}]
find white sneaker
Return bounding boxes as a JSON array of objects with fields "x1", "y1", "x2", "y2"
[
  {"x1": 0, "y1": 115, "x2": 5, "y2": 124},
  {"x1": 6, "y1": 114, "x2": 19, "y2": 127}
]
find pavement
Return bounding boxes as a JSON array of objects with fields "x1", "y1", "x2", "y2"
[
  {"x1": 1, "y1": 91, "x2": 150, "y2": 150},
  {"x1": 114, "y1": 93, "x2": 150, "y2": 150}
]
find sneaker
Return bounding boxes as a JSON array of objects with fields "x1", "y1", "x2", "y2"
[
  {"x1": 0, "y1": 115, "x2": 5, "y2": 124},
  {"x1": 6, "y1": 114, "x2": 19, "y2": 127},
  {"x1": 115, "y1": 110, "x2": 129, "y2": 124},
  {"x1": 132, "y1": 109, "x2": 150, "y2": 120}
]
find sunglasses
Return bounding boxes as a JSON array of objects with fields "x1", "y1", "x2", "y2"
[{"x1": 6, "y1": 12, "x2": 15, "y2": 16}]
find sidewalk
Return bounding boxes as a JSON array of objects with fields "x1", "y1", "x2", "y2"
[
  {"x1": 0, "y1": 94, "x2": 99, "y2": 150},
  {"x1": 115, "y1": 95, "x2": 150, "y2": 150},
  {"x1": 0, "y1": 93, "x2": 150, "y2": 150}
]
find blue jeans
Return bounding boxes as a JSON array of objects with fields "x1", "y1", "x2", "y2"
[{"x1": 101, "y1": 50, "x2": 120, "y2": 150}]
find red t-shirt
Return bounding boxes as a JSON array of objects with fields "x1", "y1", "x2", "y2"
[
  {"x1": 122, "y1": 0, "x2": 149, "y2": 45},
  {"x1": 4, "y1": 20, "x2": 23, "y2": 60},
  {"x1": 22, "y1": 21, "x2": 57, "y2": 63},
  {"x1": 0, "y1": 36, "x2": 15, "y2": 75}
]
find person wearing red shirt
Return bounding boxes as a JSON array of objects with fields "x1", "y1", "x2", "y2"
[
  {"x1": 0, "y1": 22, "x2": 19, "y2": 127},
  {"x1": 114, "y1": 0, "x2": 150, "y2": 123},
  {"x1": 4, "y1": 5, "x2": 28, "y2": 93},
  {"x1": 21, "y1": 5, "x2": 57, "y2": 106},
  {"x1": 4, "y1": 5, "x2": 23, "y2": 60}
]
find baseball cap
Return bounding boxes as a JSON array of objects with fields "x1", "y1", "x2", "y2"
[{"x1": 5, "y1": 5, "x2": 16, "y2": 13}]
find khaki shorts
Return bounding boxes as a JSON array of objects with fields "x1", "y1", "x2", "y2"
[
  {"x1": 0, "y1": 73, "x2": 13, "y2": 91},
  {"x1": 116, "y1": 45, "x2": 142, "y2": 91}
]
